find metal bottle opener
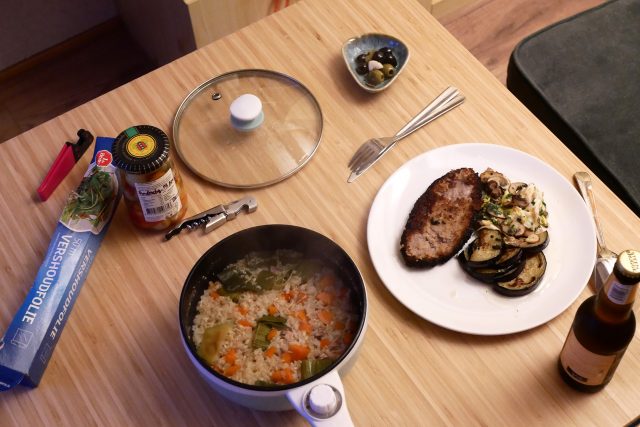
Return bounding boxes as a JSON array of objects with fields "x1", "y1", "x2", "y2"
[{"x1": 164, "y1": 196, "x2": 257, "y2": 240}]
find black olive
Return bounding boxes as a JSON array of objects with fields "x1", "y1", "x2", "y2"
[
  {"x1": 356, "y1": 64, "x2": 368, "y2": 75},
  {"x1": 355, "y1": 53, "x2": 368, "y2": 65},
  {"x1": 378, "y1": 47, "x2": 392, "y2": 54},
  {"x1": 382, "y1": 53, "x2": 397, "y2": 67},
  {"x1": 372, "y1": 51, "x2": 386, "y2": 62}
]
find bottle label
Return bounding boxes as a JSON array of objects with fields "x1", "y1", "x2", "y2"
[
  {"x1": 134, "y1": 168, "x2": 181, "y2": 222},
  {"x1": 559, "y1": 329, "x2": 621, "y2": 386},
  {"x1": 606, "y1": 280, "x2": 634, "y2": 305}
]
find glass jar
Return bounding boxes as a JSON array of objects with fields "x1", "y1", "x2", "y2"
[{"x1": 112, "y1": 125, "x2": 188, "y2": 230}]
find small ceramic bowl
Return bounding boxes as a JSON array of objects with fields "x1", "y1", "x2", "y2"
[{"x1": 342, "y1": 33, "x2": 410, "y2": 93}]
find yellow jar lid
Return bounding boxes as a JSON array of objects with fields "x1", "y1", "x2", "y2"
[{"x1": 112, "y1": 125, "x2": 170, "y2": 174}]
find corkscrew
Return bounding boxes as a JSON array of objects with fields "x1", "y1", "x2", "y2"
[{"x1": 164, "y1": 196, "x2": 257, "y2": 240}]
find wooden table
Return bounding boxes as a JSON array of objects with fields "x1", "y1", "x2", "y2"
[{"x1": 1, "y1": 0, "x2": 639, "y2": 424}]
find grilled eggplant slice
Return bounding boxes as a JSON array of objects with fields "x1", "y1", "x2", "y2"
[
  {"x1": 494, "y1": 252, "x2": 546, "y2": 296},
  {"x1": 492, "y1": 247, "x2": 524, "y2": 269},
  {"x1": 503, "y1": 231, "x2": 549, "y2": 253},
  {"x1": 459, "y1": 255, "x2": 526, "y2": 284},
  {"x1": 464, "y1": 228, "x2": 504, "y2": 267}
]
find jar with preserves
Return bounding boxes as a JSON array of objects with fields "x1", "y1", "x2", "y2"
[{"x1": 112, "y1": 125, "x2": 188, "y2": 230}]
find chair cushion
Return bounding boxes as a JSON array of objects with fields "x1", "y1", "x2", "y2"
[{"x1": 507, "y1": 0, "x2": 640, "y2": 215}]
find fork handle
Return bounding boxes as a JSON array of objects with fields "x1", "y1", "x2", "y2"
[
  {"x1": 574, "y1": 172, "x2": 610, "y2": 256},
  {"x1": 395, "y1": 87, "x2": 463, "y2": 139},
  {"x1": 376, "y1": 89, "x2": 464, "y2": 159}
]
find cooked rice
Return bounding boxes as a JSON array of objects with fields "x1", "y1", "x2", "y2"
[{"x1": 192, "y1": 251, "x2": 358, "y2": 386}]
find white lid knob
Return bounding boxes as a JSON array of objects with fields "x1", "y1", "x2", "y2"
[
  {"x1": 308, "y1": 384, "x2": 338, "y2": 417},
  {"x1": 230, "y1": 94, "x2": 262, "y2": 122}
]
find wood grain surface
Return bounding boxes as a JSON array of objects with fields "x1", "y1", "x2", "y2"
[{"x1": 1, "y1": 0, "x2": 639, "y2": 425}]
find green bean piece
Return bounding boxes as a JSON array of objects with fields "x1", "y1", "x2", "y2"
[
  {"x1": 257, "y1": 315, "x2": 287, "y2": 328},
  {"x1": 252, "y1": 322, "x2": 272, "y2": 350},
  {"x1": 300, "y1": 358, "x2": 334, "y2": 380}
]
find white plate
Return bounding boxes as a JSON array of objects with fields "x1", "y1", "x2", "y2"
[{"x1": 367, "y1": 143, "x2": 596, "y2": 335}]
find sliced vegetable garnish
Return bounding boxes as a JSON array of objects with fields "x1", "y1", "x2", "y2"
[{"x1": 217, "y1": 266, "x2": 256, "y2": 293}]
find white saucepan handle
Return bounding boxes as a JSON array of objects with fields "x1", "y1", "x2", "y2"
[{"x1": 286, "y1": 370, "x2": 354, "y2": 426}]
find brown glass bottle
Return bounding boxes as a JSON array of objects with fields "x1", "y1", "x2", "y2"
[{"x1": 558, "y1": 249, "x2": 640, "y2": 392}]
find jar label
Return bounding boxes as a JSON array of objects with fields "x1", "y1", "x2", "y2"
[
  {"x1": 559, "y1": 329, "x2": 620, "y2": 386},
  {"x1": 606, "y1": 280, "x2": 634, "y2": 305},
  {"x1": 126, "y1": 134, "x2": 156, "y2": 158},
  {"x1": 134, "y1": 168, "x2": 181, "y2": 222}
]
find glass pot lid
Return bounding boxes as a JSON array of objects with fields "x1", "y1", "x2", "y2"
[{"x1": 172, "y1": 69, "x2": 323, "y2": 188}]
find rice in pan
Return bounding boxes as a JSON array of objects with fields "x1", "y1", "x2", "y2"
[{"x1": 192, "y1": 250, "x2": 359, "y2": 386}]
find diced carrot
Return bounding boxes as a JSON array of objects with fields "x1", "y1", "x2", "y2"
[
  {"x1": 238, "y1": 319, "x2": 252, "y2": 327},
  {"x1": 295, "y1": 291, "x2": 308, "y2": 303},
  {"x1": 343, "y1": 331, "x2": 354, "y2": 345},
  {"x1": 271, "y1": 368, "x2": 295, "y2": 384},
  {"x1": 299, "y1": 319, "x2": 312, "y2": 334},
  {"x1": 295, "y1": 310, "x2": 312, "y2": 333},
  {"x1": 282, "y1": 291, "x2": 293, "y2": 302},
  {"x1": 264, "y1": 346, "x2": 277, "y2": 358},
  {"x1": 282, "y1": 368, "x2": 294, "y2": 384},
  {"x1": 318, "y1": 274, "x2": 336, "y2": 290},
  {"x1": 316, "y1": 291, "x2": 334, "y2": 305},
  {"x1": 288, "y1": 344, "x2": 310, "y2": 361},
  {"x1": 268, "y1": 304, "x2": 278, "y2": 316},
  {"x1": 334, "y1": 321, "x2": 345, "y2": 331},
  {"x1": 236, "y1": 305, "x2": 249, "y2": 315},
  {"x1": 318, "y1": 310, "x2": 333, "y2": 325},
  {"x1": 267, "y1": 328, "x2": 278, "y2": 341},
  {"x1": 319, "y1": 338, "x2": 330, "y2": 348},
  {"x1": 224, "y1": 348, "x2": 237, "y2": 365},
  {"x1": 281, "y1": 352, "x2": 292, "y2": 363},
  {"x1": 210, "y1": 290, "x2": 219, "y2": 300},
  {"x1": 224, "y1": 364, "x2": 240, "y2": 376}
]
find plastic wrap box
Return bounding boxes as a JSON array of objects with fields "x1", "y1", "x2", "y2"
[{"x1": 0, "y1": 137, "x2": 121, "y2": 390}]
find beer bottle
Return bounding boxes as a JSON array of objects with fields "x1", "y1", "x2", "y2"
[{"x1": 558, "y1": 249, "x2": 640, "y2": 392}]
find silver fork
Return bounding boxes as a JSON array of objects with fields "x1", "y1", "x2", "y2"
[
  {"x1": 574, "y1": 171, "x2": 618, "y2": 292},
  {"x1": 347, "y1": 86, "x2": 465, "y2": 183}
]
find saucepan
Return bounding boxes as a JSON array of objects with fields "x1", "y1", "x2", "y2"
[{"x1": 179, "y1": 225, "x2": 368, "y2": 425}]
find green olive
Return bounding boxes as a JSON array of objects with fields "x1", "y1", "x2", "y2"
[
  {"x1": 364, "y1": 51, "x2": 374, "y2": 63},
  {"x1": 366, "y1": 69, "x2": 385, "y2": 86},
  {"x1": 382, "y1": 64, "x2": 396, "y2": 78}
]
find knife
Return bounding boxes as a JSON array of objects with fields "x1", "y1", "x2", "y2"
[{"x1": 37, "y1": 129, "x2": 94, "y2": 201}]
